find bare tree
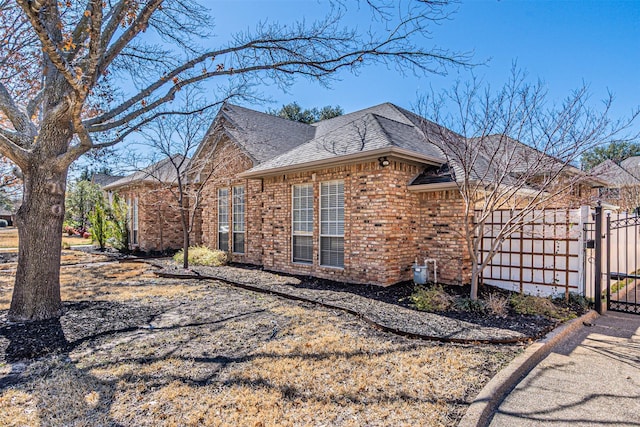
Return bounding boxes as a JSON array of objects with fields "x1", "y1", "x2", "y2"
[
  {"x1": 417, "y1": 69, "x2": 638, "y2": 300},
  {"x1": 0, "y1": 0, "x2": 470, "y2": 321},
  {"x1": 127, "y1": 89, "x2": 220, "y2": 268}
]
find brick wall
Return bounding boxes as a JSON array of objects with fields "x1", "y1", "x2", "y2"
[
  {"x1": 198, "y1": 136, "x2": 259, "y2": 264},
  {"x1": 186, "y1": 133, "x2": 474, "y2": 286},
  {"x1": 115, "y1": 184, "x2": 189, "y2": 252},
  {"x1": 255, "y1": 160, "x2": 470, "y2": 286},
  {"x1": 416, "y1": 190, "x2": 471, "y2": 285}
]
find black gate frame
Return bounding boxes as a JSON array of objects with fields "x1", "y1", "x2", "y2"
[{"x1": 594, "y1": 205, "x2": 640, "y2": 314}]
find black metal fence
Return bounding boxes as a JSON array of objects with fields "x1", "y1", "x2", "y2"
[{"x1": 605, "y1": 210, "x2": 640, "y2": 314}]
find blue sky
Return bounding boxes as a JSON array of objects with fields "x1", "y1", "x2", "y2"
[{"x1": 212, "y1": 0, "x2": 639, "y2": 131}]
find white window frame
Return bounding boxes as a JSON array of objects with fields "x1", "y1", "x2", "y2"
[
  {"x1": 217, "y1": 188, "x2": 229, "y2": 252},
  {"x1": 232, "y1": 185, "x2": 245, "y2": 254},
  {"x1": 132, "y1": 196, "x2": 138, "y2": 245},
  {"x1": 292, "y1": 183, "x2": 314, "y2": 264},
  {"x1": 319, "y1": 180, "x2": 344, "y2": 268}
]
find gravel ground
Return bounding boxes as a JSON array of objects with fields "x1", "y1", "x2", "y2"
[
  {"x1": 153, "y1": 260, "x2": 561, "y2": 343},
  {"x1": 0, "y1": 255, "x2": 525, "y2": 426}
]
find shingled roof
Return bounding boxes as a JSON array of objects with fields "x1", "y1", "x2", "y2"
[
  {"x1": 103, "y1": 155, "x2": 189, "y2": 191},
  {"x1": 590, "y1": 158, "x2": 640, "y2": 187},
  {"x1": 242, "y1": 103, "x2": 449, "y2": 176},
  {"x1": 193, "y1": 103, "x2": 316, "y2": 165}
]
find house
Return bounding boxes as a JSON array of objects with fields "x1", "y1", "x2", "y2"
[
  {"x1": 192, "y1": 103, "x2": 472, "y2": 286},
  {"x1": 120, "y1": 102, "x2": 601, "y2": 287},
  {"x1": 103, "y1": 155, "x2": 194, "y2": 252},
  {"x1": 0, "y1": 206, "x2": 15, "y2": 226},
  {"x1": 590, "y1": 158, "x2": 640, "y2": 212}
]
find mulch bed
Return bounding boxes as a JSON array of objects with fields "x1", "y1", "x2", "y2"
[{"x1": 152, "y1": 260, "x2": 582, "y2": 343}]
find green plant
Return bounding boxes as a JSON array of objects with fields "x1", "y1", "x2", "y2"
[
  {"x1": 88, "y1": 198, "x2": 109, "y2": 251},
  {"x1": 410, "y1": 285, "x2": 454, "y2": 312},
  {"x1": 554, "y1": 292, "x2": 592, "y2": 312},
  {"x1": 454, "y1": 297, "x2": 485, "y2": 313},
  {"x1": 485, "y1": 293, "x2": 509, "y2": 317},
  {"x1": 509, "y1": 293, "x2": 575, "y2": 321},
  {"x1": 108, "y1": 193, "x2": 130, "y2": 253},
  {"x1": 173, "y1": 246, "x2": 228, "y2": 267}
]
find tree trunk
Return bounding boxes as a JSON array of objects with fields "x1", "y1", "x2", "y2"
[
  {"x1": 182, "y1": 209, "x2": 189, "y2": 269},
  {"x1": 470, "y1": 262, "x2": 480, "y2": 300},
  {"x1": 9, "y1": 163, "x2": 68, "y2": 322}
]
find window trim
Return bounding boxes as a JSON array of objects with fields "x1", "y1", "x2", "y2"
[
  {"x1": 217, "y1": 188, "x2": 229, "y2": 252},
  {"x1": 292, "y1": 183, "x2": 314, "y2": 264},
  {"x1": 232, "y1": 185, "x2": 245, "y2": 254},
  {"x1": 319, "y1": 180, "x2": 345, "y2": 268}
]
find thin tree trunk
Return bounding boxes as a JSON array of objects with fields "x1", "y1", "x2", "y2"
[
  {"x1": 182, "y1": 206, "x2": 189, "y2": 269},
  {"x1": 9, "y1": 165, "x2": 67, "y2": 321}
]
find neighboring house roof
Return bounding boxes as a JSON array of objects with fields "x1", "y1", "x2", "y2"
[
  {"x1": 91, "y1": 172, "x2": 124, "y2": 187},
  {"x1": 590, "y1": 158, "x2": 640, "y2": 187},
  {"x1": 103, "y1": 155, "x2": 189, "y2": 191},
  {"x1": 619, "y1": 156, "x2": 640, "y2": 180}
]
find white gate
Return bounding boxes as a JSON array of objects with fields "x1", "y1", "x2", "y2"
[{"x1": 478, "y1": 207, "x2": 593, "y2": 297}]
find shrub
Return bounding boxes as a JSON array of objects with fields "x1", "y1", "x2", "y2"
[
  {"x1": 485, "y1": 293, "x2": 509, "y2": 317},
  {"x1": 173, "y1": 246, "x2": 228, "y2": 267},
  {"x1": 62, "y1": 241, "x2": 71, "y2": 249},
  {"x1": 89, "y1": 200, "x2": 109, "y2": 250},
  {"x1": 509, "y1": 293, "x2": 575, "y2": 321},
  {"x1": 0, "y1": 219, "x2": 7, "y2": 228},
  {"x1": 108, "y1": 193, "x2": 130, "y2": 253},
  {"x1": 454, "y1": 297, "x2": 485, "y2": 313},
  {"x1": 410, "y1": 285, "x2": 454, "y2": 312}
]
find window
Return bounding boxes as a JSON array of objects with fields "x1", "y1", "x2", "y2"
[
  {"x1": 292, "y1": 184, "x2": 313, "y2": 263},
  {"x1": 217, "y1": 188, "x2": 229, "y2": 252},
  {"x1": 320, "y1": 181, "x2": 344, "y2": 267},
  {"x1": 131, "y1": 196, "x2": 139, "y2": 245},
  {"x1": 232, "y1": 186, "x2": 245, "y2": 253}
]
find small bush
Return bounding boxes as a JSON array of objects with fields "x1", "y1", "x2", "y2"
[
  {"x1": 173, "y1": 246, "x2": 228, "y2": 267},
  {"x1": 62, "y1": 241, "x2": 71, "y2": 249},
  {"x1": 454, "y1": 297, "x2": 485, "y2": 313},
  {"x1": 509, "y1": 293, "x2": 574, "y2": 321},
  {"x1": 410, "y1": 285, "x2": 454, "y2": 312},
  {"x1": 553, "y1": 292, "x2": 591, "y2": 313},
  {"x1": 0, "y1": 219, "x2": 7, "y2": 228},
  {"x1": 485, "y1": 293, "x2": 509, "y2": 317}
]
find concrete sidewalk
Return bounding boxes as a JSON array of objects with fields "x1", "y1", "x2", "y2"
[{"x1": 489, "y1": 311, "x2": 640, "y2": 426}]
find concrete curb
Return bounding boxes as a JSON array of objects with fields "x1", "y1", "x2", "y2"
[{"x1": 458, "y1": 309, "x2": 600, "y2": 427}]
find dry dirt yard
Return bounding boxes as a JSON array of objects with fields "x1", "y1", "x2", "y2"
[{"x1": 0, "y1": 251, "x2": 523, "y2": 426}]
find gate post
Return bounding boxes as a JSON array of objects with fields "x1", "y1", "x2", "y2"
[{"x1": 594, "y1": 205, "x2": 603, "y2": 314}]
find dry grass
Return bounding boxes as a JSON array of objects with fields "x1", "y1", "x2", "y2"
[
  {"x1": 0, "y1": 252, "x2": 521, "y2": 426},
  {"x1": 0, "y1": 227, "x2": 93, "y2": 249}
]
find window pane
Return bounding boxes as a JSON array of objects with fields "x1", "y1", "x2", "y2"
[
  {"x1": 232, "y1": 186, "x2": 245, "y2": 253},
  {"x1": 292, "y1": 183, "x2": 313, "y2": 234},
  {"x1": 233, "y1": 232, "x2": 244, "y2": 254},
  {"x1": 320, "y1": 237, "x2": 344, "y2": 267},
  {"x1": 293, "y1": 235, "x2": 313, "y2": 263},
  {"x1": 320, "y1": 181, "x2": 344, "y2": 267},
  {"x1": 218, "y1": 188, "x2": 229, "y2": 251},
  {"x1": 218, "y1": 232, "x2": 229, "y2": 252}
]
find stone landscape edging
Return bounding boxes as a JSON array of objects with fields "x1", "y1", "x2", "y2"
[
  {"x1": 457, "y1": 309, "x2": 600, "y2": 427},
  {"x1": 151, "y1": 265, "x2": 565, "y2": 345}
]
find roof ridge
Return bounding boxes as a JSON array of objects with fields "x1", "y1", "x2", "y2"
[{"x1": 369, "y1": 113, "x2": 413, "y2": 148}]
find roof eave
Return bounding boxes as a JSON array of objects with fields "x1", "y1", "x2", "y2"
[
  {"x1": 238, "y1": 147, "x2": 444, "y2": 178},
  {"x1": 407, "y1": 182, "x2": 459, "y2": 192}
]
